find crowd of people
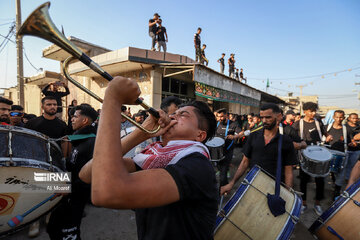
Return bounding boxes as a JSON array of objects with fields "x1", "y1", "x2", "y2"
[{"x1": 1, "y1": 77, "x2": 360, "y2": 239}]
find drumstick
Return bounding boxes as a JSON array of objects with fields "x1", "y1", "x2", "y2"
[{"x1": 7, "y1": 193, "x2": 60, "y2": 228}]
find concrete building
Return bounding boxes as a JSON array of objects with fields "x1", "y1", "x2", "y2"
[
  {"x1": 4, "y1": 36, "x2": 284, "y2": 119},
  {"x1": 280, "y1": 94, "x2": 319, "y2": 114}
]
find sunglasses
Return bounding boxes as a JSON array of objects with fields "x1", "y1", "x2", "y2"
[{"x1": 10, "y1": 112, "x2": 23, "y2": 117}]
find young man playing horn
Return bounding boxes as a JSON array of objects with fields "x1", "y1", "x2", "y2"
[{"x1": 79, "y1": 76, "x2": 218, "y2": 239}]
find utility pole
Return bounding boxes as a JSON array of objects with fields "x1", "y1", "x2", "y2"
[
  {"x1": 16, "y1": 0, "x2": 24, "y2": 107},
  {"x1": 296, "y1": 84, "x2": 307, "y2": 115}
]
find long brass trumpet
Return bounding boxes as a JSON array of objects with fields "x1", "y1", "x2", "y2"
[{"x1": 18, "y1": 2, "x2": 160, "y2": 134}]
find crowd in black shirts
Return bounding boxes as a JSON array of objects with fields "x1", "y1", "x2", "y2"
[{"x1": 214, "y1": 102, "x2": 360, "y2": 217}]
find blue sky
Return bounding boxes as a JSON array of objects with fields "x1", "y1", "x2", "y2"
[{"x1": 1, "y1": 0, "x2": 360, "y2": 109}]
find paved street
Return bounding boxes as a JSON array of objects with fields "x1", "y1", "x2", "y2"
[{"x1": 4, "y1": 147, "x2": 338, "y2": 240}]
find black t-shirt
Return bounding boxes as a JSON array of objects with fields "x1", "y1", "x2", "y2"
[
  {"x1": 240, "y1": 71, "x2": 243, "y2": 79},
  {"x1": 326, "y1": 125, "x2": 345, "y2": 152},
  {"x1": 228, "y1": 58, "x2": 235, "y2": 68},
  {"x1": 347, "y1": 123, "x2": 360, "y2": 151},
  {"x1": 156, "y1": 26, "x2": 167, "y2": 41},
  {"x1": 149, "y1": 19, "x2": 157, "y2": 33},
  {"x1": 135, "y1": 152, "x2": 218, "y2": 240},
  {"x1": 243, "y1": 129, "x2": 297, "y2": 178},
  {"x1": 284, "y1": 125, "x2": 301, "y2": 143},
  {"x1": 216, "y1": 120, "x2": 240, "y2": 150},
  {"x1": 25, "y1": 116, "x2": 67, "y2": 139},
  {"x1": 292, "y1": 119, "x2": 326, "y2": 145},
  {"x1": 194, "y1": 33, "x2": 201, "y2": 47},
  {"x1": 218, "y1": 58, "x2": 224, "y2": 66}
]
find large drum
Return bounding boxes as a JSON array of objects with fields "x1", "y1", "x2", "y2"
[
  {"x1": 328, "y1": 149, "x2": 346, "y2": 173},
  {"x1": 214, "y1": 165, "x2": 302, "y2": 240},
  {"x1": 301, "y1": 145, "x2": 332, "y2": 177},
  {"x1": 205, "y1": 137, "x2": 225, "y2": 161},
  {"x1": 0, "y1": 126, "x2": 65, "y2": 237},
  {"x1": 309, "y1": 179, "x2": 360, "y2": 239}
]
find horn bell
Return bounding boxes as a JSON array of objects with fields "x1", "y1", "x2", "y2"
[{"x1": 18, "y1": 1, "x2": 82, "y2": 59}]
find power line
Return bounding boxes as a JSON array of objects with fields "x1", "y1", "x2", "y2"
[
  {"x1": 0, "y1": 21, "x2": 15, "y2": 27},
  {"x1": 0, "y1": 28, "x2": 42, "y2": 72},
  {"x1": 247, "y1": 64, "x2": 360, "y2": 82}
]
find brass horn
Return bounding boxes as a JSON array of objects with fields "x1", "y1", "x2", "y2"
[{"x1": 18, "y1": 2, "x2": 160, "y2": 134}]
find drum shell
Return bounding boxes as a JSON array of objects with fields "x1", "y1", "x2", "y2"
[
  {"x1": 309, "y1": 179, "x2": 360, "y2": 239},
  {"x1": 0, "y1": 126, "x2": 65, "y2": 236},
  {"x1": 328, "y1": 150, "x2": 346, "y2": 173},
  {"x1": 214, "y1": 165, "x2": 302, "y2": 240},
  {"x1": 205, "y1": 137, "x2": 225, "y2": 161},
  {"x1": 301, "y1": 146, "x2": 332, "y2": 177}
]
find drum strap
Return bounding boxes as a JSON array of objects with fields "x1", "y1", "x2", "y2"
[
  {"x1": 217, "y1": 120, "x2": 234, "y2": 150},
  {"x1": 343, "y1": 124, "x2": 348, "y2": 152},
  {"x1": 300, "y1": 119, "x2": 322, "y2": 141},
  {"x1": 67, "y1": 134, "x2": 96, "y2": 141},
  {"x1": 267, "y1": 123, "x2": 286, "y2": 217}
]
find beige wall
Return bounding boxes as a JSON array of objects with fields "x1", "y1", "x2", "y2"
[
  {"x1": 3, "y1": 85, "x2": 42, "y2": 116},
  {"x1": 65, "y1": 68, "x2": 156, "y2": 117}
]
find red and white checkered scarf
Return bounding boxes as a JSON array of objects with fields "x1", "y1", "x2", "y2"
[{"x1": 133, "y1": 140, "x2": 210, "y2": 169}]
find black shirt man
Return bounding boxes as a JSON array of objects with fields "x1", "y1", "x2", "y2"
[
  {"x1": 47, "y1": 104, "x2": 98, "y2": 240},
  {"x1": 221, "y1": 103, "x2": 296, "y2": 195},
  {"x1": 291, "y1": 102, "x2": 332, "y2": 216},
  {"x1": 194, "y1": 27, "x2": 202, "y2": 62},
  {"x1": 42, "y1": 82, "x2": 70, "y2": 114},
  {"x1": 217, "y1": 53, "x2": 225, "y2": 74},
  {"x1": 25, "y1": 96, "x2": 67, "y2": 146},
  {"x1": 216, "y1": 108, "x2": 241, "y2": 186}
]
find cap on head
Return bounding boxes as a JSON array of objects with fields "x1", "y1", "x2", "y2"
[
  {"x1": 154, "y1": 13, "x2": 160, "y2": 17},
  {"x1": 285, "y1": 110, "x2": 295, "y2": 116}
]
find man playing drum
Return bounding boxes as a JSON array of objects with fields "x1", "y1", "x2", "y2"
[
  {"x1": 216, "y1": 108, "x2": 242, "y2": 187},
  {"x1": 221, "y1": 103, "x2": 297, "y2": 196},
  {"x1": 292, "y1": 102, "x2": 332, "y2": 216},
  {"x1": 324, "y1": 110, "x2": 350, "y2": 200},
  {"x1": 79, "y1": 76, "x2": 218, "y2": 239}
]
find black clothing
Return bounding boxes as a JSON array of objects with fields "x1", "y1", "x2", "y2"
[
  {"x1": 66, "y1": 125, "x2": 96, "y2": 182},
  {"x1": 292, "y1": 119, "x2": 326, "y2": 201},
  {"x1": 135, "y1": 152, "x2": 218, "y2": 240},
  {"x1": 299, "y1": 169, "x2": 325, "y2": 201},
  {"x1": 326, "y1": 125, "x2": 345, "y2": 152},
  {"x1": 194, "y1": 33, "x2": 201, "y2": 47},
  {"x1": 218, "y1": 58, "x2": 224, "y2": 66},
  {"x1": 42, "y1": 85, "x2": 70, "y2": 113},
  {"x1": 47, "y1": 125, "x2": 96, "y2": 240},
  {"x1": 347, "y1": 123, "x2": 360, "y2": 151},
  {"x1": 292, "y1": 120, "x2": 326, "y2": 145},
  {"x1": 215, "y1": 120, "x2": 240, "y2": 186},
  {"x1": 242, "y1": 128, "x2": 297, "y2": 178},
  {"x1": 25, "y1": 116, "x2": 67, "y2": 139},
  {"x1": 156, "y1": 26, "x2": 167, "y2": 41},
  {"x1": 215, "y1": 120, "x2": 240, "y2": 151},
  {"x1": 240, "y1": 71, "x2": 244, "y2": 79},
  {"x1": 149, "y1": 19, "x2": 157, "y2": 33},
  {"x1": 284, "y1": 125, "x2": 301, "y2": 143}
]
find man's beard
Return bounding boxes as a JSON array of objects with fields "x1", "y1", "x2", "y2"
[
  {"x1": 0, "y1": 115, "x2": 10, "y2": 124},
  {"x1": 264, "y1": 120, "x2": 276, "y2": 130},
  {"x1": 45, "y1": 110, "x2": 57, "y2": 116}
]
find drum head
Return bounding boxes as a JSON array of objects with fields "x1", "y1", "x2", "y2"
[
  {"x1": 206, "y1": 137, "x2": 225, "y2": 147},
  {"x1": 302, "y1": 146, "x2": 332, "y2": 162}
]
